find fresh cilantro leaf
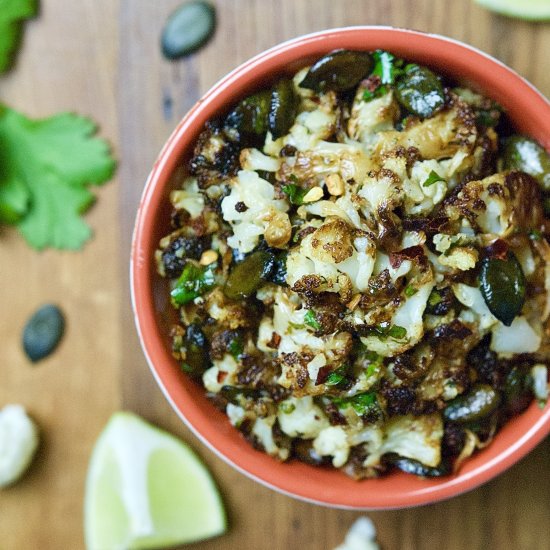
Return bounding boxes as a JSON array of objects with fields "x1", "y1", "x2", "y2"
[
  {"x1": 422, "y1": 170, "x2": 445, "y2": 187},
  {"x1": 362, "y1": 50, "x2": 404, "y2": 101},
  {"x1": 228, "y1": 335, "x2": 244, "y2": 359},
  {"x1": 428, "y1": 289, "x2": 443, "y2": 307},
  {"x1": 372, "y1": 50, "x2": 401, "y2": 85},
  {"x1": 0, "y1": 0, "x2": 38, "y2": 73},
  {"x1": 282, "y1": 183, "x2": 308, "y2": 205},
  {"x1": 388, "y1": 325, "x2": 407, "y2": 339},
  {"x1": 279, "y1": 401, "x2": 296, "y2": 414},
  {"x1": 0, "y1": 106, "x2": 116, "y2": 249},
  {"x1": 0, "y1": 175, "x2": 29, "y2": 223},
  {"x1": 325, "y1": 365, "x2": 349, "y2": 387},
  {"x1": 304, "y1": 309, "x2": 321, "y2": 330},
  {"x1": 333, "y1": 391, "x2": 378, "y2": 416},
  {"x1": 404, "y1": 284, "x2": 417, "y2": 297},
  {"x1": 171, "y1": 262, "x2": 216, "y2": 306},
  {"x1": 366, "y1": 323, "x2": 407, "y2": 341}
]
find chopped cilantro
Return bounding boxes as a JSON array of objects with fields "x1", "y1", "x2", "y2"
[
  {"x1": 333, "y1": 391, "x2": 378, "y2": 416},
  {"x1": 228, "y1": 336, "x2": 244, "y2": 359},
  {"x1": 325, "y1": 365, "x2": 349, "y2": 387},
  {"x1": 422, "y1": 170, "x2": 446, "y2": 187},
  {"x1": 366, "y1": 323, "x2": 407, "y2": 341},
  {"x1": 0, "y1": 0, "x2": 37, "y2": 73},
  {"x1": 428, "y1": 289, "x2": 443, "y2": 307},
  {"x1": 170, "y1": 262, "x2": 216, "y2": 306},
  {"x1": 282, "y1": 183, "x2": 308, "y2": 205},
  {"x1": 304, "y1": 309, "x2": 321, "y2": 330},
  {"x1": 362, "y1": 50, "x2": 405, "y2": 101},
  {"x1": 0, "y1": 106, "x2": 116, "y2": 249},
  {"x1": 372, "y1": 50, "x2": 403, "y2": 84},
  {"x1": 404, "y1": 284, "x2": 417, "y2": 297},
  {"x1": 388, "y1": 325, "x2": 407, "y2": 339},
  {"x1": 279, "y1": 401, "x2": 296, "y2": 414}
]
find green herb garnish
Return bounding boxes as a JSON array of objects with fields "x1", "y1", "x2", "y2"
[
  {"x1": 529, "y1": 229, "x2": 542, "y2": 241},
  {"x1": 0, "y1": 0, "x2": 37, "y2": 73},
  {"x1": 333, "y1": 391, "x2": 378, "y2": 416},
  {"x1": 0, "y1": 106, "x2": 116, "y2": 249},
  {"x1": 404, "y1": 284, "x2": 417, "y2": 297},
  {"x1": 325, "y1": 365, "x2": 349, "y2": 387},
  {"x1": 228, "y1": 336, "x2": 244, "y2": 359},
  {"x1": 366, "y1": 323, "x2": 407, "y2": 341},
  {"x1": 171, "y1": 262, "x2": 216, "y2": 306},
  {"x1": 282, "y1": 183, "x2": 308, "y2": 205},
  {"x1": 422, "y1": 170, "x2": 446, "y2": 187},
  {"x1": 362, "y1": 50, "x2": 404, "y2": 101},
  {"x1": 304, "y1": 309, "x2": 321, "y2": 330},
  {"x1": 428, "y1": 289, "x2": 443, "y2": 307},
  {"x1": 279, "y1": 401, "x2": 296, "y2": 414}
]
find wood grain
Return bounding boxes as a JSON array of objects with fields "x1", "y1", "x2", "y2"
[{"x1": 1, "y1": 0, "x2": 549, "y2": 548}]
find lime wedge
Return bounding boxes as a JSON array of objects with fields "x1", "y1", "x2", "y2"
[
  {"x1": 474, "y1": 0, "x2": 550, "y2": 20},
  {"x1": 84, "y1": 412, "x2": 226, "y2": 550}
]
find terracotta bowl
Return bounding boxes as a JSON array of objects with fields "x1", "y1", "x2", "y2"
[{"x1": 131, "y1": 27, "x2": 550, "y2": 509}]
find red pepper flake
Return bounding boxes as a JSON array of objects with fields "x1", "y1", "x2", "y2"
[
  {"x1": 315, "y1": 365, "x2": 332, "y2": 385},
  {"x1": 485, "y1": 239, "x2": 508, "y2": 260},
  {"x1": 389, "y1": 245, "x2": 425, "y2": 269},
  {"x1": 266, "y1": 331, "x2": 281, "y2": 349},
  {"x1": 217, "y1": 371, "x2": 227, "y2": 384},
  {"x1": 363, "y1": 75, "x2": 382, "y2": 92}
]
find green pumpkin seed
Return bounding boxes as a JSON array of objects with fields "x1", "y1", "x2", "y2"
[
  {"x1": 443, "y1": 384, "x2": 501, "y2": 424},
  {"x1": 161, "y1": 1, "x2": 216, "y2": 60},
  {"x1": 504, "y1": 367, "x2": 534, "y2": 415},
  {"x1": 395, "y1": 64, "x2": 445, "y2": 118},
  {"x1": 479, "y1": 252, "x2": 525, "y2": 327},
  {"x1": 225, "y1": 90, "x2": 271, "y2": 136},
  {"x1": 502, "y1": 136, "x2": 550, "y2": 192},
  {"x1": 384, "y1": 453, "x2": 451, "y2": 477},
  {"x1": 299, "y1": 49, "x2": 373, "y2": 93},
  {"x1": 224, "y1": 250, "x2": 275, "y2": 300},
  {"x1": 22, "y1": 304, "x2": 65, "y2": 362},
  {"x1": 268, "y1": 79, "x2": 299, "y2": 139},
  {"x1": 180, "y1": 323, "x2": 209, "y2": 378}
]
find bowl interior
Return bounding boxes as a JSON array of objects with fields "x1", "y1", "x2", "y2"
[{"x1": 131, "y1": 27, "x2": 550, "y2": 509}]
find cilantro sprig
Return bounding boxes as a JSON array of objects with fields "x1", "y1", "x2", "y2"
[
  {"x1": 332, "y1": 391, "x2": 379, "y2": 416},
  {"x1": 422, "y1": 170, "x2": 446, "y2": 187},
  {"x1": 363, "y1": 50, "x2": 405, "y2": 101},
  {"x1": 170, "y1": 262, "x2": 217, "y2": 306},
  {"x1": 365, "y1": 323, "x2": 407, "y2": 341},
  {"x1": 282, "y1": 183, "x2": 308, "y2": 205},
  {"x1": 0, "y1": 0, "x2": 37, "y2": 73},
  {"x1": 0, "y1": 106, "x2": 116, "y2": 249},
  {"x1": 304, "y1": 309, "x2": 321, "y2": 330}
]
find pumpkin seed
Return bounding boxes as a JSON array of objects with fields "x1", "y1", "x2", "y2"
[
  {"x1": 225, "y1": 90, "x2": 271, "y2": 136},
  {"x1": 268, "y1": 79, "x2": 299, "y2": 139},
  {"x1": 299, "y1": 49, "x2": 373, "y2": 93},
  {"x1": 479, "y1": 252, "x2": 526, "y2": 327},
  {"x1": 161, "y1": 1, "x2": 216, "y2": 60},
  {"x1": 22, "y1": 304, "x2": 65, "y2": 362},
  {"x1": 395, "y1": 64, "x2": 445, "y2": 118},
  {"x1": 502, "y1": 135, "x2": 550, "y2": 192},
  {"x1": 224, "y1": 250, "x2": 275, "y2": 300},
  {"x1": 443, "y1": 384, "x2": 501, "y2": 423},
  {"x1": 383, "y1": 453, "x2": 451, "y2": 477}
]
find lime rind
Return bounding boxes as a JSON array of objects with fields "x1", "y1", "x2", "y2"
[
  {"x1": 474, "y1": 0, "x2": 550, "y2": 20},
  {"x1": 84, "y1": 412, "x2": 226, "y2": 550}
]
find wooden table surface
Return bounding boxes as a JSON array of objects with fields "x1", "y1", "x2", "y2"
[{"x1": 1, "y1": 1, "x2": 550, "y2": 548}]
